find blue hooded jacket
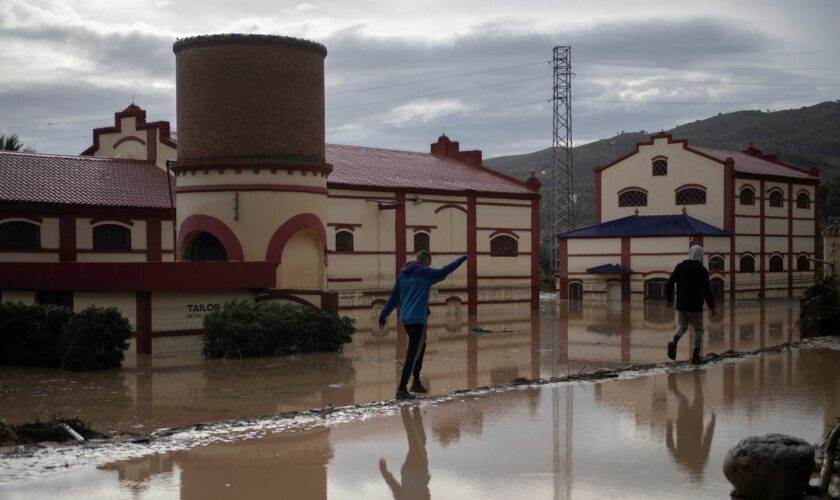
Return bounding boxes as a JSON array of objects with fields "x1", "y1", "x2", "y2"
[{"x1": 379, "y1": 256, "x2": 468, "y2": 326}]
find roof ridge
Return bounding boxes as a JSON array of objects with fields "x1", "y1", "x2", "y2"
[
  {"x1": 0, "y1": 150, "x2": 153, "y2": 164},
  {"x1": 683, "y1": 214, "x2": 701, "y2": 234}
]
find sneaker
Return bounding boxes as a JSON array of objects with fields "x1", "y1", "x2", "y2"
[
  {"x1": 667, "y1": 341, "x2": 677, "y2": 360},
  {"x1": 395, "y1": 388, "x2": 416, "y2": 400},
  {"x1": 409, "y1": 381, "x2": 428, "y2": 394}
]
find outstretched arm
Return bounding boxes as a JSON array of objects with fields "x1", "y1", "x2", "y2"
[
  {"x1": 379, "y1": 458, "x2": 401, "y2": 499},
  {"x1": 417, "y1": 255, "x2": 468, "y2": 284}
]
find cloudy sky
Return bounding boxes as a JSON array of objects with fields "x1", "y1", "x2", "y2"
[{"x1": 1, "y1": 0, "x2": 838, "y2": 158}]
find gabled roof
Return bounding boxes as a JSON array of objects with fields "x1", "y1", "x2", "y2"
[
  {"x1": 595, "y1": 132, "x2": 819, "y2": 182},
  {"x1": 823, "y1": 222, "x2": 840, "y2": 236},
  {"x1": 0, "y1": 152, "x2": 172, "y2": 209},
  {"x1": 556, "y1": 214, "x2": 729, "y2": 239},
  {"x1": 325, "y1": 144, "x2": 537, "y2": 196}
]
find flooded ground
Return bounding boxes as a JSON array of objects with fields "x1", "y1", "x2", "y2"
[
  {"x1": 1, "y1": 340, "x2": 838, "y2": 499},
  {"x1": 0, "y1": 299, "x2": 801, "y2": 434}
]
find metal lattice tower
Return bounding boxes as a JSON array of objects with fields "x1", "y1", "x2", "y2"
[{"x1": 551, "y1": 46, "x2": 574, "y2": 273}]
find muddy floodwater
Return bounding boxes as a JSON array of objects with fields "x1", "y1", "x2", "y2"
[
  {"x1": 3, "y1": 298, "x2": 837, "y2": 499},
  {"x1": 0, "y1": 299, "x2": 801, "y2": 434},
  {"x1": 1, "y1": 339, "x2": 838, "y2": 499}
]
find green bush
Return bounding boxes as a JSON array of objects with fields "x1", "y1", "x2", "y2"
[
  {"x1": 799, "y1": 275, "x2": 840, "y2": 338},
  {"x1": 57, "y1": 307, "x2": 132, "y2": 371},
  {"x1": 0, "y1": 303, "x2": 131, "y2": 370},
  {"x1": 0, "y1": 303, "x2": 72, "y2": 367},
  {"x1": 203, "y1": 300, "x2": 356, "y2": 359}
]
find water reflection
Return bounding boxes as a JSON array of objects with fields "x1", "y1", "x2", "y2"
[
  {"x1": 665, "y1": 371, "x2": 715, "y2": 482},
  {"x1": 379, "y1": 407, "x2": 430, "y2": 500},
  {"x1": 0, "y1": 299, "x2": 802, "y2": 434}
]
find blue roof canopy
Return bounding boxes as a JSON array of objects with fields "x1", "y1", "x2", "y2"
[
  {"x1": 557, "y1": 214, "x2": 729, "y2": 239},
  {"x1": 586, "y1": 263, "x2": 632, "y2": 274}
]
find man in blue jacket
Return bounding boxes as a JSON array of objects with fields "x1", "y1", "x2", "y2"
[{"x1": 379, "y1": 251, "x2": 468, "y2": 400}]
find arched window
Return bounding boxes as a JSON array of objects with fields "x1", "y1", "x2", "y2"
[
  {"x1": 652, "y1": 158, "x2": 667, "y2": 176},
  {"x1": 618, "y1": 189, "x2": 647, "y2": 207},
  {"x1": 739, "y1": 255, "x2": 755, "y2": 273},
  {"x1": 490, "y1": 235, "x2": 518, "y2": 256},
  {"x1": 335, "y1": 230, "x2": 354, "y2": 252},
  {"x1": 708, "y1": 256, "x2": 725, "y2": 272},
  {"x1": 568, "y1": 282, "x2": 583, "y2": 300},
  {"x1": 769, "y1": 254, "x2": 784, "y2": 272},
  {"x1": 0, "y1": 221, "x2": 41, "y2": 249},
  {"x1": 797, "y1": 255, "x2": 810, "y2": 271},
  {"x1": 92, "y1": 224, "x2": 131, "y2": 250},
  {"x1": 796, "y1": 192, "x2": 811, "y2": 209},
  {"x1": 768, "y1": 189, "x2": 784, "y2": 208},
  {"x1": 675, "y1": 187, "x2": 706, "y2": 205},
  {"x1": 739, "y1": 187, "x2": 755, "y2": 206},
  {"x1": 184, "y1": 232, "x2": 227, "y2": 262},
  {"x1": 414, "y1": 232, "x2": 430, "y2": 253},
  {"x1": 644, "y1": 278, "x2": 668, "y2": 300}
]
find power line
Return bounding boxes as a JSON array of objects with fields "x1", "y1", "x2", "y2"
[
  {"x1": 579, "y1": 97, "x2": 819, "y2": 105},
  {"x1": 575, "y1": 60, "x2": 840, "y2": 72},
  {"x1": 576, "y1": 73, "x2": 840, "y2": 86}
]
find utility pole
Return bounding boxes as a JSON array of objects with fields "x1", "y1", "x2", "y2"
[{"x1": 551, "y1": 46, "x2": 574, "y2": 274}]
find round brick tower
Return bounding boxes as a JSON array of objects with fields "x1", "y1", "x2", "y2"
[{"x1": 173, "y1": 34, "x2": 330, "y2": 290}]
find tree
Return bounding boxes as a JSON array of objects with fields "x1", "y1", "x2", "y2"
[{"x1": 0, "y1": 132, "x2": 35, "y2": 152}]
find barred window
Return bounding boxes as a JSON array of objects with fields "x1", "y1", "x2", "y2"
[
  {"x1": 768, "y1": 190, "x2": 784, "y2": 208},
  {"x1": 568, "y1": 282, "x2": 583, "y2": 300},
  {"x1": 184, "y1": 232, "x2": 227, "y2": 262},
  {"x1": 652, "y1": 159, "x2": 667, "y2": 176},
  {"x1": 0, "y1": 221, "x2": 40, "y2": 249},
  {"x1": 797, "y1": 255, "x2": 810, "y2": 271},
  {"x1": 618, "y1": 190, "x2": 647, "y2": 207},
  {"x1": 92, "y1": 224, "x2": 131, "y2": 250},
  {"x1": 644, "y1": 279, "x2": 668, "y2": 300},
  {"x1": 708, "y1": 256, "x2": 725, "y2": 272},
  {"x1": 769, "y1": 255, "x2": 784, "y2": 272},
  {"x1": 796, "y1": 192, "x2": 810, "y2": 209},
  {"x1": 490, "y1": 235, "x2": 518, "y2": 256},
  {"x1": 414, "y1": 232, "x2": 430, "y2": 253},
  {"x1": 675, "y1": 187, "x2": 706, "y2": 205},
  {"x1": 335, "y1": 230, "x2": 354, "y2": 252},
  {"x1": 739, "y1": 255, "x2": 755, "y2": 273},
  {"x1": 37, "y1": 291, "x2": 73, "y2": 309},
  {"x1": 739, "y1": 187, "x2": 755, "y2": 206}
]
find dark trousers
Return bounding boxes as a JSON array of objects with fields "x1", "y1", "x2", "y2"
[{"x1": 399, "y1": 324, "x2": 427, "y2": 388}]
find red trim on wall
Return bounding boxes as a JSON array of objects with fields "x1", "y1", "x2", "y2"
[
  {"x1": 0, "y1": 261, "x2": 276, "y2": 291},
  {"x1": 327, "y1": 278, "x2": 363, "y2": 282},
  {"x1": 265, "y1": 213, "x2": 327, "y2": 267},
  {"x1": 530, "y1": 195, "x2": 541, "y2": 311},
  {"x1": 477, "y1": 275, "x2": 532, "y2": 280},
  {"x1": 136, "y1": 291, "x2": 151, "y2": 355},
  {"x1": 255, "y1": 291, "x2": 319, "y2": 308},
  {"x1": 409, "y1": 226, "x2": 436, "y2": 233},
  {"x1": 617, "y1": 186, "x2": 649, "y2": 194},
  {"x1": 675, "y1": 183, "x2": 708, "y2": 192},
  {"x1": 395, "y1": 192, "x2": 407, "y2": 277},
  {"x1": 475, "y1": 201, "x2": 531, "y2": 208},
  {"x1": 0, "y1": 201, "x2": 173, "y2": 220},
  {"x1": 146, "y1": 217, "x2": 162, "y2": 262},
  {"x1": 151, "y1": 329, "x2": 203, "y2": 338},
  {"x1": 174, "y1": 159, "x2": 333, "y2": 178},
  {"x1": 434, "y1": 203, "x2": 468, "y2": 214},
  {"x1": 595, "y1": 170, "x2": 602, "y2": 223},
  {"x1": 112, "y1": 135, "x2": 146, "y2": 148},
  {"x1": 558, "y1": 238, "x2": 568, "y2": 299},
  {"x1": 326, "y1": 183, "x2": 537, "y2": 200},
  {"x1": 724, "y1": 158, "x2": 734, "y2": 233},
  {"x1": 327, "y1": 194, "x2": 395, "y2": 201},
  {"x1": 489, "y1": 229, "x2": 520, "y2": 240},
  {"x1": 145, "y1": 128, "x2": 157, "y2": 165},
  {"x1": 620, "y1": 237, "x2": 631, "y2": 302},
  {"x1": 327, "y1": 222, "x2": 362, "y2": 228},
  {"x1": 59, "y1": 216, "x2": 76, "y2": 262},
  {"x1": 175, "y1": 184, "x2": 329, "y2": 195},
  {"x1": 759, "y1": 179, "x2": 766, "y2": 295},
  {"x1": 467, "y1": 194, "x2": 477, "y2": 313},
  {"x1": 178, "y1": 214, "x2": 244, "y2": 262},
  {"x1": 81, "y1": 105, "x2": 176, "y2": 160},
  {"x1": 477, "y1": 226, "x2": 531, "y2": 232}
]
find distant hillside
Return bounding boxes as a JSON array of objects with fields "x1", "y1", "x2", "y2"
[{"x1": 483, "y1": 100, "x2": 840, "y2": 282}]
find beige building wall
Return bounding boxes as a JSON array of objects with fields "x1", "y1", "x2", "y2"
[{"x1": 600, "y1": 136, "x2": 725, "y2": 226}]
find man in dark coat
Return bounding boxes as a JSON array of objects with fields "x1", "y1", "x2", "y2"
[{"x1": 666, "y1": 245, "x2": 716, "y2": 363}]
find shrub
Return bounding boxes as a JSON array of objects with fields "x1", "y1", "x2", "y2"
[
  {"x1": 798, "y1": 275, "x2": 840, "y2": 338},
  {"x1": 0, "y1": 303, "x2": 72, "y2": 367},
  {"x1": 203, "y1": 300, "x2": 356, "y2": 359},
  {"x1": 57, "y1": 307, "x2": 132, "y2": 371}
]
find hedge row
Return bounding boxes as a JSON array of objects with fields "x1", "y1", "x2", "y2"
[
  {"x1": 0, "y1": 303, "x2": 132, "y2": 370},
  {"x1": 202, "y1": 300, "x2": 356, "y2": 358}
]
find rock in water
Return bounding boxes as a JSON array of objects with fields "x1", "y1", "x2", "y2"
[{"x1": 723, "y1": 434, "x2": 815, "y2": 499}]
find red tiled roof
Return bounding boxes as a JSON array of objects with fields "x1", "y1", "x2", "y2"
[
  {"x1": 691, "y1": 146, "x2": 818, "y2": 180},
  {"x1": 325, "y1": 144, "x2": 534, "y2": 195},
  {"x1": 0, "y1": 152, "x2": 172, "y2": 209}
]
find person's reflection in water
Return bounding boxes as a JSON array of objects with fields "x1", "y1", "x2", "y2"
[
  {"x1": 665, "y1": 370, "x2": 716, "y2": 482},
  {"x1": 379, "y1": 406, "x2": 430, "y2": 499}
]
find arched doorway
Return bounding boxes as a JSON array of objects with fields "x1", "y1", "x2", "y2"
[
  {"x1": 277, "y1": 230, "x2": 325, "y2": 289},
  {"x1": 568, "y1": 282, "x2": 583, "y2": 300},
  {"x1": 183, "y1": 232, "x2": 228, "y2": 261}
]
